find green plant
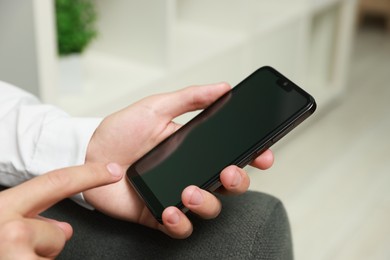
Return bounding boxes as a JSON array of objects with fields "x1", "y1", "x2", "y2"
[{"x1": 55, "y1": 0, "x2": 97, "y2": 55}]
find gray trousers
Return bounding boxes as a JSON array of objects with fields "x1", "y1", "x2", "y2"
[
  {"x1": 41, "y1": 191, "x2": 293, "y2": 260},
  {"x1": 0, "y1": 185, "x2": 293, "y2": 259}
]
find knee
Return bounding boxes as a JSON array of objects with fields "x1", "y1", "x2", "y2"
[{"x1": 249, "y1": 195, "x2": 293, "y2": 260}]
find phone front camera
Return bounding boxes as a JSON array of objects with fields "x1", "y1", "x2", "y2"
[{"x1": 276, "y1": 78, "x2": 292, "y2": 92}]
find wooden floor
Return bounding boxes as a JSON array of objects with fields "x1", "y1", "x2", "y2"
[{"x1": 249, "y1": 28, "x2": 390, "y2": 260}]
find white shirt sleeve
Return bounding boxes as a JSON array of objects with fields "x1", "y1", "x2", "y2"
[{"x1": 0, "y1": 81, "x2": 102, "y2": 209}]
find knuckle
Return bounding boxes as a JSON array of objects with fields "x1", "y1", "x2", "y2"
[
  {"x1": 0, "y1": 220, "x2": 33, "y2": 244},
  {"x1": 86, "y1": 163, "x2": 104, "y2": 180},
  {"x1": 46, "y1": 170, "x2": 72, "y2": 188},
  {"x1": 190, "y1": 87, "x2": 208, "y2": 108},
  {"x1": 83, "y1": 163, "x2": 111, "y2": 186}
]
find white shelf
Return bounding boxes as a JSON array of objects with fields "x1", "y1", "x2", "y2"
[{"x1": 57, "y1": 50, "x2": 165, "y2": 115}]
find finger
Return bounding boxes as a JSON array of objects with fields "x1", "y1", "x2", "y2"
[
  {"x1": 0, "y1": 219, "x2": 67, "y2": 259},
  {"x1": 3, "y1": 163, "x2": 124, "y2": 216},
  {"x1": 36, "y1": 216, "x2": 73, "y2": 241},
  {"x1": 160, "y1": 206, "x2": 193, "y2": 239},
  {"x1": 152, "y1": 82, "x2": 231, "y2": 119},
  {"x1": 218, "y1": 165, "x2": 250, "y2": 195},
  {"x1": 27, "y1": 218, "x2": 68, "y2": 258},
  {"x1": 250, "y1": 149, "x2": 274, "y2": 170},
  {"x1": 181, "y1": 185, "x2": 222, "y2": 219}
]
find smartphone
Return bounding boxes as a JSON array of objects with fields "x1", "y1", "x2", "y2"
[{"x1": 126, "y1": 66, "x2": 316, "y2": 223}]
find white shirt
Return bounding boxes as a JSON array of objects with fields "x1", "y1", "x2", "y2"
[{"x1": 0, "y1": 80, "x2": 101, "y2": 208}]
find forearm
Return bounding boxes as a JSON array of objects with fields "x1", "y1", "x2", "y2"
[
  {"x1": 0, "y1": 82, "x2": 42, "y2": 185},
  {"x1": 0, "y1": 81, "x2": 101, "y2": 206}
]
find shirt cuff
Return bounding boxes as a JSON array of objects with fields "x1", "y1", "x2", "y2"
[{"x1": 29, "y1": 116, "x2": 102, "y2": 209}]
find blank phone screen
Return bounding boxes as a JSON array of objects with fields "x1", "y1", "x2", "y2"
[{"x1": 127, "y1": 67, "x2": 314, "y2": 217}]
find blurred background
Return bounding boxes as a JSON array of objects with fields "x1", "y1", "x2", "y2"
[{"x1": 0, "y1": 0, "x2": 389, "y2": 259}]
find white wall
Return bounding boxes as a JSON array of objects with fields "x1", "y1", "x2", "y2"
[
  {"x1": 0, "y1": 0, "x2": 357, "y2": 118},
  {"x1": 0, "y1": 1, "x2": 40, "y2": 95}
]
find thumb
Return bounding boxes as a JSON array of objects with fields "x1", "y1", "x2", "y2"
[
  {"x1": 150, "y1": 82, "x2": 231, "y2": 120},
  {"x1": 37, "y1": 216, "x2": 74, "y2": 241}
]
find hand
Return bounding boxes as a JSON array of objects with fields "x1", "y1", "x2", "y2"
[
  {"x1": 0, "y1": 163, "x2": 123, "y2": 259},
  {"x1": 85, "y1": 83, "x2": 274, "y2": 238}
]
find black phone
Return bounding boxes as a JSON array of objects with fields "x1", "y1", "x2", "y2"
[{"x1": 126, "y1": 66, "x2": 316, "y2": 223}]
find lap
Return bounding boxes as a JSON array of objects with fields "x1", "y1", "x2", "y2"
[
  {"x1": 0, "y1": 185, "x2": 292, "y2": 259},
  {"x1": 43, "y1": 191, "x2": 293, "y2": 260}
]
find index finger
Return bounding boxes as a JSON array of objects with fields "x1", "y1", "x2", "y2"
[{"x1": 2, "y1": 163, "x2": 123, "y2": 217}]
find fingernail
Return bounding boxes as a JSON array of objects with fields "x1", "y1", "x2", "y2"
[
  {"x1": 106, "y1": 163, "x2": 122, "y2": 177},
  {"x1": 167, "y1": 210, "x2": 180, "y2": 225},
  {"x1": 189, "y1": 188, "x2": 203, "y2": 205},
  {"x1": 231, "y1": 170, "x2": 242, "y2": 188}
]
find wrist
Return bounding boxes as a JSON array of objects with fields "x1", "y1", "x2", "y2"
[{"x1": 85, "y1": 121, "x2": 106, "y2": 164}]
